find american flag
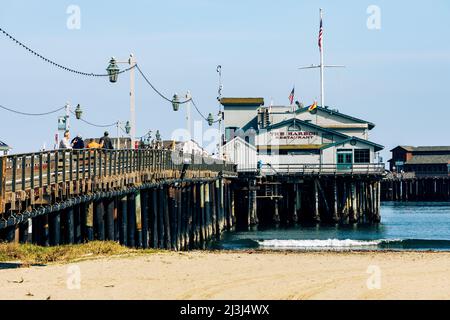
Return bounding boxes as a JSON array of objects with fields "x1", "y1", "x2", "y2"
[
  {"x1": 288, "y1": 87, "x2": 295, "y2": 105},
  {"x1": 318, "y1": 15, "x2": 323, "y2": 51}
]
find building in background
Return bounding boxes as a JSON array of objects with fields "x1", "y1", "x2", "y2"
[
  {"x1": 220, "y1": 97, "x2": 383, "y2": 174},
  {"x1": 0, "y1": 140, "x2": 11, "y2": 155},
  {"x1": 389, "y1": 146, "x2": 450, "y2": 176}
]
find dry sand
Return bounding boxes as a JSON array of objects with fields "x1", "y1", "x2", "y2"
[{"x1": 1, "y1": 251, "x2": 449, "y2": 300}]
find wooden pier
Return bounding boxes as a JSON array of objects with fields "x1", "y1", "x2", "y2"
[
  {"x1": 233, "y1": 164, "x2": 385, "y2": 228},
  {"x1": 0, "y1": 149, "x2": 237, "y2": 249},
  {"x1": 381, "y1": 172, "x2": 450, "y2": 201}
]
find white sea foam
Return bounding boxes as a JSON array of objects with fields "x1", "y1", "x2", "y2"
[{"x1": 257, "y1": 239, "x2": 383, "y2": 249}]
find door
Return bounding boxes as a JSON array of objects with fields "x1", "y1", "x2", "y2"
[{"x1": 337, "y1": 150, "x2": 353, "y2": 171}]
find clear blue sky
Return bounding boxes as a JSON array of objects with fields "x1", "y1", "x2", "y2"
[{"x1": 1, "y1": 0, "x2": 449, "y2": 160}]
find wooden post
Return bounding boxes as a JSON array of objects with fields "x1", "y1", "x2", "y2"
[
  {"x1": 135, "y1": 191, "x2": 143, "y2": 248},
  {"x1": 350, "y1": 182, "x2": 357, "y2": 223},
  {"x1": 176, "y1": 187, "x2": 182, "y2": 250},
  {"x1": 141, "y1": 190, "x2": 149, "y2": 249},
  {"x1": 157, "y1": 186, "x2": 165, "y2": 248},
  {"x1": 333, "y1": 179, "x2": 339, "y2": 222},
  {"x1": 314, "y1": 179, "x2": 320, "y2": 223},
  {"x1": 49, "y1": 211, "x2": 61, "y2": 246},
  {"x1": 199, "y1": 183, "x2": 206, "y2": 246},
  {"x1": 168, "y1": 187, "x2": 177, "y2": 250},
  {"x1": 94, "y1": 200, "x2": 105, "y2": 241},
  {"x1": 65, "y1": 206, "x2": 75, "y2": 244},
  {"x1": 19, "y1": 220, "x2": 29, "y2": 244},
  {"x1": 218, "y1": 179, "x2": 224, "y2": 233},
  {"x1": 105, "y1": 197, "x2": 115, "y2": 241},
  {"x1": 74, "y1": 204, "x2": 82, "y2": 244},
  {"x1": 127, "y1": 192, "x2": 136, "y2": 248},
  {"x1": 204, "y1": 182, "x2": 211, "y2": 240},
  {"x1": 119, "y1": 195, "x2": 128, "y2": 246},
  {"x1": 150, "y1": 188, "x2": 158, "y2": 248},
  {"x1": 163, "y1": 186, "x2": 171, "y2": 249}
]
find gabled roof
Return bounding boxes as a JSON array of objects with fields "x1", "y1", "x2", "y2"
[
  {"x1": 406, "y1": 154, "x2": 450, "y2": 165},
  {"x1": 222, "y1": 136, "x2": 257, "y2": 151},
  {"x1": 321, "y1": 137, "x2": 384, "y2": 152},
  {"x1": 392, "y1": 146, "x2": 450, "y2": 153},
  {"x1": 295, "y1": 106, "x2": 376, "y2": 130},
  {"x1": 261, "y1": 118, "x2": 349, "y2": 139},
  {"x1": 0, "y1": 140, "x2": 11, "y2": 150}
]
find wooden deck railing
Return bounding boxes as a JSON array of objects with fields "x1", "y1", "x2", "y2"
[
  {"x1": 260, "y1": 163, "x2": 386, "y2": 176},
  {"x1": 0, "y1": 149, "x2": 236, "y2": 212}
]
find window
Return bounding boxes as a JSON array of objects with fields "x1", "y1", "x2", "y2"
[
  {"x1": 354, "y1": 149, "x2": 370, "y2": 163},
  {"x1": 288, "y1": 124, "x2": 301, "y2": 131}
]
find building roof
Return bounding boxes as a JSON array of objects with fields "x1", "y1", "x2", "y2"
[
  {"x1": 220, "y1": 97, "x2": 264, "y2": 106},
  {"x1": 406, "y1": 154, "x2": 450, "y2": 165},
  {"x1": 295, "y1": 106, "x2": 376, "y2": 130},
  {"x1": 0, "y1": 140, "x2": 11, "y2": 150},
  {"x1": 262, "y1": 118, "x2": 349, "y2": 139},
  {"x1": 321, "y1": 137, "x2": 384, "y2": 152},
  {"x1": 391, "y1": 145, "x2": 450, "y2": 153}
]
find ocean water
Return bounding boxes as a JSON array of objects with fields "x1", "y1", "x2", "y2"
[{"x1": 212, "y1": 202, "x2": 450, "y2": 251}]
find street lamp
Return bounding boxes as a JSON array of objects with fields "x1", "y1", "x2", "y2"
[
  {"x1": 172, "y1": 94, "x2": 180, "y2": 112},
  {"x1": 125, "y1": 121, "x2": 131, "y2": 134},
  {"x1": 74, "y1": 104, "x2": 83, "y2": 120},
  {"x1": 106, "y1": 54, "x2": 137, "y2": 149},
  {"x1": 106, "y1": 57, "x2": 120, "y2": 83},
  {"x1": 207, "y1": 113, "x2": 214, "y2": 126}
]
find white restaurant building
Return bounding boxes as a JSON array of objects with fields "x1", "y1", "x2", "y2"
[{"x1": 220, "y1": 98, "x2": 384, "y2": 174}]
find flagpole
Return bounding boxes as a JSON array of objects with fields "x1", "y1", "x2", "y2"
[{"x1": 320, "y1": 8, "x2": 325, "y2": 108}]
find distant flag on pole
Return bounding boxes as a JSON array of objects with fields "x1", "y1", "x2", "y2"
[
  {"x1": 288, "y1": 87, "x2": 295, "y2": 105},
  {"x1": 308, "y1": 101, "x2": 318, "y2": 112},
  {"x1": 318, "y1": 13, "x2": 323, "y2": 51}
]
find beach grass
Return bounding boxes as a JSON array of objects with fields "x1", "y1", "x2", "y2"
[{"x1": 0, "y1": 241, "x2": 161, "y2": 265}]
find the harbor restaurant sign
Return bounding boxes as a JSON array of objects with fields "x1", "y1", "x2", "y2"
[{"x1": 270, "y1": 130, "x2": 318, "y2": 140}]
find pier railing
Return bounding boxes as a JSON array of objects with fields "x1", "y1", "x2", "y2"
[
  {"x1": 260, "y1": 163, "x2": 386, "y2": 176},
  {"x1": 0, "y1": 149, "x2": 236, "y2": 210}
]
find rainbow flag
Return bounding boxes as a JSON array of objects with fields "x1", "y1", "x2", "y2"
[{"x1": 308, "y1": 101, "x2": 318, "y2": 112}]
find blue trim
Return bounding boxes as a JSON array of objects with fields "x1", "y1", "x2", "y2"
[
  {"x1": 321, "y1": 137, "x2": 384, "y2": 152},
  {"x1": 296, "y1": 106, "x2": 376, "y2": 130},
  {"x1": 261, "y1": 118, "x2": 349, "y2": 139}
]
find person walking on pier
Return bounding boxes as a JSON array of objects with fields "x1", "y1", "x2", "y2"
[
  {"x1": 99, "y1": 131, "x2": 113, "y2": 150},
  {"x1": 59, "y1": 130, "x2": 72, "y2": 149},
  {"x1": 87, "y1": 138, "x2": 101, "y2": 149},
  {"x1": 71, "y1": 134, "x2": 85, "y2": 149}
]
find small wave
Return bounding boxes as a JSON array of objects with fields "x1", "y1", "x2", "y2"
[
  {"x1": 257, "y1": 239, "x2": 383, "y2": 249},
  {"x1": 256, "y1": 238, "x2": 450, "y2": 250}
]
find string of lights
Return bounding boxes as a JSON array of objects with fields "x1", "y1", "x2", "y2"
[
  {"x1": 69, "y1": 110, "x2": 117, "y2": 128},
  {"x1": 0, "y1": 26, "x2": 135, "y2": 77},
  {"x1": 0, "y1": 104, "x2": 66, "y2": 116},
  {"x1": 135, "y1": 64, "x2": 192, "y2": 105}
]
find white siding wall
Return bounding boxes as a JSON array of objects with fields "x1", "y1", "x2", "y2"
[{"x1": 221, "y1": 137, "x2": 257, "y2": 171}]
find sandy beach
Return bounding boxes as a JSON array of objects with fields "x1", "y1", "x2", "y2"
[{"x1": 1, "y1": 250, "x2": 449, "y2": 300}]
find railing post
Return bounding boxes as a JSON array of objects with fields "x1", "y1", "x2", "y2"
[
  {"x1": 21, "y1": 155, "x2": 26, "y2": 191},
  {"x1": 11, "y1": 155, "x2": 17, "y2": 192}
]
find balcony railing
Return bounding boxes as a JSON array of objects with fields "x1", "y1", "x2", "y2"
[{"x1": 260, "y1": 163, "x2": 386, "y2": 176}]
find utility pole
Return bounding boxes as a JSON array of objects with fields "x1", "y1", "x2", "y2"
[
  {"x1": 186, "y1": 90, "x2": 192, "y2": 141},
  {"x1": 129, "y1": 54, "x2": 136, "y2": 149}
]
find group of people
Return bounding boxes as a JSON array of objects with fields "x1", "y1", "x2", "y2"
[{"x1": 59, "y1": 131, "x2": 114, "y2": 150}]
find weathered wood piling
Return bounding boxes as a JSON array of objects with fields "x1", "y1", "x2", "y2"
[{"x1": 381, "y1": 174, "x2": 450, "y2": 201}]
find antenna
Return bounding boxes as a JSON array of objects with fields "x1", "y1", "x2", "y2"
[{"x1": 298, "y1": 9, "x2": 345, "y2": 108}]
